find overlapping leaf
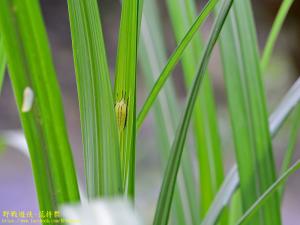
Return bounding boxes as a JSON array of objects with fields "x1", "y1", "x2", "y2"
[
  {"x1": 114, "y1": 0, "x2": 140, "y2": 197},
  {"x1": 67, "y1": 0, "x2": 122, "y2": 198},
  {"x1": 0, "y1": 0, "x2": 80, "y2": 214},
  {"x1": 153, "y1": 0, "x2": 234, "y2": 224},
  {"x1": 219, "y1": 1, "x2": 281, "y2": 224}
]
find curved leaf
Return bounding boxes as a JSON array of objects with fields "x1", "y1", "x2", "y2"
[
  {"x1": 201, "y1": 77, "x2": 300, "y2": 225},
  {"x1": 139, "y1": 1, "x2": 198, "y2": 224},
  {"x1": 236, "y1": 159, "x2": 300, "y2": 225},
  {"x1": 153, "y1": 0, "x2": 234, "y2": 224},
  {"x1": 279, "y1": 105, "x2": 300, "y2": 198},
  {"x1": 219, "y1": 1, "x2": 281, "y2": 224},
  {"x1": 0, "y1": 0, "x2": 80, "y2": 214},
  {"x1": 261, "y1": 0, "x2": 295, "y2": 71},
  {"x1": 166, "y1": 0, "x2": 224, "y2": 220},
  {"x1": 137, "y1": 0, "x2": 218, "y2": 128}
]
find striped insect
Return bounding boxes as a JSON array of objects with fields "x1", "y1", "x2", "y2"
[{"x1": 115, "y1": 92, "x2": 128, "y2": 131}]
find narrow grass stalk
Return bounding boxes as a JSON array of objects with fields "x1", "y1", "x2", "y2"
[
  {"x1": 279, "y1": 105, "x2": 300, "y2": 197},
  {"x1": 153, "y1": 0, "x2": 233, "y2": 224},
  {"x1": 261, "y1": 0, "x2": 299, "y2": 191},
  {"x1": 219, "y1": 1, "x2": 281, "y2": 224},
  {"x1": 236, "y1": 159, "x2": 300, "y2": 225},
  {"x1": 0, "y1": 36, "x2": 5, "y2": 93},
  {"x1": 0, "y1": 0, "x2": 80, "y2": 214},
  {"x1": 261, "y1": 0, "x2": 295, "y2": 72},
  {"x1": 201, "y1": 166, "x2": 239, "y2": 225},
  {"x1": 114, "y1": 0, "x2": 140, "y2": 198},
  {"x1": 201, "y1": 77, "x2": 300, "y2": 225},
  {"x1": 228, "y1": 190, "x2": 243, "y2": 224},
  {"x1": 137, "y1": 0, "x2": 218, "y2": 128},
  {"x1": 67, "y1": 0, "x2": 122, "y2": 197},
  {"x1": 269, "y1": 78, "x2": 300, "y2": 135},
  {"x1": 166, "y1": 0, "x2": 224, "y2": 220},
  {"x1": 139, "y1": 1, "x2": 197, "y2": 223},
  {"x1": 227, "y1": 1, "x2": 295, "y2": 221}
]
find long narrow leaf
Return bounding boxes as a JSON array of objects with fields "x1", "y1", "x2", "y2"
[
  {"x1": 137, "y1": 0, "x2": 218, "y2": 128},
  {"x1": 166, "y1": 0, "x2": 224, "y2": 219},
  {"x1": 279, "y1": 105, "x2": 300, "y2": 197},
  {"x1": 0, "y1": 36, "x2": 5, "y2": 93},
  {"x1": 201, "y1": 166, "x2": 239, "y2": 225},
  {"x1": 67, "y1": 0, "x2": 122, "y2": 197},
  {"x1": 261, "y1": 0, "x2": 295, "y2": 71},
  {"x1": 228, "y1": 190, "x2": 242, "y2": 224},
  {"x1": 269, "y1": 78, "x2": 300, "y2": 134},
  {"x1": 139, "y1": 1, "x2": 198, "y2": 224},
  {"x1": 219, "y1": 1, "x2": 281, "y2": 224},
  {"x1": 236, "y1": 159, "x2": 300, "y2": 225},
  {"x1": 114, "y1": 0, "x2": 140, "y2": 198},
  {"x1": 0, "y1": 0, "x2": 80, "y2": 214},
  {"x1": 1, "y1": 130, "x2": 88, "y2": 202},
  {"x1": 201, "y1": 77, "x2": 300, "y2": 225},
  {"x1": 153, "y1": 0, "x2": 234, "y2": 224}
]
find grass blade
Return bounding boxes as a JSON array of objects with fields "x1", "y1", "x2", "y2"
[
  {"x1": 201, "y1": 166, "x2": 239, "y2": 225},
  {"x1": 279, "y1": 105, "x2": 300, "y2": 197},
  {"x1": 261, "y1": 0, "x2": 295, "y2": 71},
  {"x1": 219, "y1": 1, "x2": 281, "y2": 224},
  {"x1": 261, "y1": 1, "x2": 298, "y2": 185},
  {"x1": 228, "y1": 190, "x2": 243, "y2": 224},
  {"x1": 0, "y1": 36, "x2": 5, "y2": 93},
  {"x1": 0, "y1": 0, "x2": 80, "y2": 213},
  {"x1": 236, "y1": 159, "x2": 300, "y2": 225},
  {"x1": 153, "y1": 0, "x2": 234, "y2": 224},
  {"x1": 201, "y1": 77, "x2": 300, "y2": 225},
  {"x1": 269, "y1": 78, "x2": 300, "y2": 135},
  {"x1": 67, "y1": 0, "x2": 122, "y2": 197},
  {"x1": 114, "y1": 0, "x2": 140, "y2": 198},
  {"x1": 166, "y1": 0, "x2": 224, "y2": 219},
  {"x1": 139, "y1": 1, "x2": 198, "y2": 223},
  {"x1": 137, "y1": 0, "x2": 218, "y2": 128}
]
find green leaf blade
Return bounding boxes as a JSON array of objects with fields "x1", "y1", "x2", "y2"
[
  {"x1": 139, "y1": 1, "x2": 198, "y2": 223},
  {"x1": 219, "y1": 1, "x2": 282, "y2": 224},
  {"x1": 0, "y1": 36, "x2": 5, "y2": 93},
  {"x1": 166, "y1": 0, "x2": 225, "y2": 219},
  {"x1": 279, "y1": 105, "x2": 300, "y2": 197},
  {"x1": 236, "y1": 159, "x2": 300, "y2": 225},
  {"x1": 0, "y1": 0, "x2": 80, "y2": 213},
  {"x1": 261, "y1": 0, "x2": 295, "y2": 71},
  {"x1": 67, "y1": 0, "x2": 122, "y2": 197},
  {"x1": 137, "y1": 0, "x2": 218, "y2": 129},
  {"x1": 153, "y1": 0, "x2": 234, "y2": 224},
  {"x1": 201, "y1": 77, "x2": 300, "y2": 225},
  {"x1": 114, "y1": 0, "x2": 140, "y2": 198}
]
